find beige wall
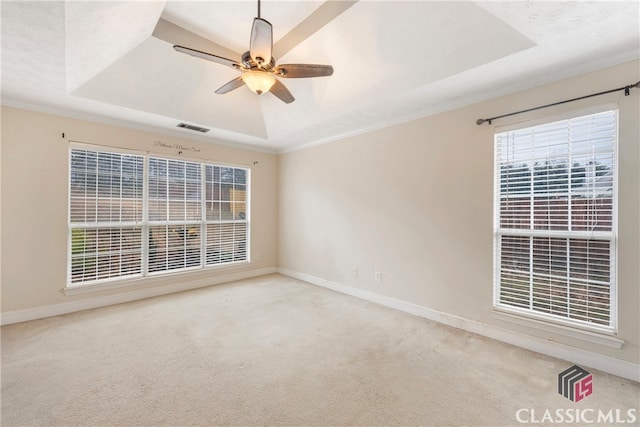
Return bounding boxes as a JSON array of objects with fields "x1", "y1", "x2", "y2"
[
  {"x1": 1, "y1": 107, "x2": 279, "y2": 311},
  {"x1": 278, "y1": 60, "x2": 640, "y2": 364}
]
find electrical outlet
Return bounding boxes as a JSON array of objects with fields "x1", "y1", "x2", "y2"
[
  {"x1": 374, "y1": 271, "x2": 381, "y2": 282},
  {"x1": 352, "y1": 267, "x2": 358, "y2": 278},
  {"x1": 255, "y1": 253, "x2": 261, "y2": 261}
]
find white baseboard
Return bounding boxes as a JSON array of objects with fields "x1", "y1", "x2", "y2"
[
  {"x1": 277, "y1": 268, "x2": 640, "y2": 383},
  {"x1": 1, "y1": 267, "x2": 277, "y2": 326}
]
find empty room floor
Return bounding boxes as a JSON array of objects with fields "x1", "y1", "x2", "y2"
[{"x1": 2, "y1": 274, "x2": 638, "y2": 426}]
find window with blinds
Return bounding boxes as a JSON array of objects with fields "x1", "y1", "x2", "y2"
[
  {"x1": 205, "y1": 165, "x2": 248, "y2": 265},
  {"x1": 493, "y1": 110, "x2": 617, "y2": 331},
  {"x1": 69, "y1": 146, "x2": 250, "y2": 286},
  {"x1": 69, "y1": 150, "x2": 144, "y2": 283},
  {"x1": 148, "y1": 158, "x2": 202, "y2": 273}
]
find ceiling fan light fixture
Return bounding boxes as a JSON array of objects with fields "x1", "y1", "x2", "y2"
[{"x1": 242, "y1": 70, "x2": 276, "y2": 95}]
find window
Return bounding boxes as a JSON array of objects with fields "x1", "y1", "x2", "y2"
[
  {"x1": 69, "y1": 146, "x2": 249, "y2": 286},
  {"x1": 69, "y1": 150, "x2": 145, "y2": 283},
  {"x1": 147, "y1": 158, "x2": 202, "y2": 273},
  {"x1": 493, "y1": 110, "x2": 617, "y2": 331}
]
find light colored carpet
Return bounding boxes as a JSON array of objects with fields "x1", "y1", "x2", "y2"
[{"x1": 1, "y1": 274, "x2": 638, "y2": 426}]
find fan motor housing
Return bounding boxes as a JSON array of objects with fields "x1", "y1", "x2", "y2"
[{"x1": 241, "y1": 51, "x2": 275, "y2": 71}]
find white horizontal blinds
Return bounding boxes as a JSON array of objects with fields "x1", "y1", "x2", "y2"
[
  {"x1": 567, "y1": 238, "x2": 611, "y2": 324},
  {"x1": 69, "y1": 148, "x2": 250, "y2": 286},
  {"x1": 69, "y1": 149, "x2": 144, "y2": 283},
  {"x1": 498, "y1": 235, "x2": 530, "y2": 309},
  {"x1": 148, "y1": 158, "x2": 202, "y2": 273},
  {"x1": 495, "y1": 110, "x2": 616, "y2": 329},
  {"x1": 205, "y1": 165, "x2": 248, "y2": 265},
  {"x1": 499, "y1": 236, "x2": 611, "y2": 326},
  {"x1": 70, "y1": 150, "x2": 144, "y2": 224},
  {"x1": 70, "y1": 228, "x2": 143, "y2": 282},
  {"x1": 498, "y1": 111, "x2": 615, "y2": 232}
]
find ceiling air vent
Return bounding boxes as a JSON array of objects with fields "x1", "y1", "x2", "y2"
[{"x1": 177, "y1": 122, "x2": 210, "y2": 133}]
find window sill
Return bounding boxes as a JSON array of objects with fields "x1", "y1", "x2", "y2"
[
  {"x1": 63, "y1": 261, "x2": 250, "y2": 296},
  {"x1": 491, "y1": 308, "x2": 625, "y2": 349}
]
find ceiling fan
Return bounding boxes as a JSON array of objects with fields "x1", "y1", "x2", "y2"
[{"x1": 173, "y1": 0, "x2": 334, "y2": 104}]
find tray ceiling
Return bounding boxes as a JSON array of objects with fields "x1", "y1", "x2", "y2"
[{"x1": 2, "y1": 1, "x2": 638, "y2": 152}]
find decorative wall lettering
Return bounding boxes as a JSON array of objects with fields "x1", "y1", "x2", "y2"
[{"x1": 153, "y1": 140, "x2": 202, "y2": 154}]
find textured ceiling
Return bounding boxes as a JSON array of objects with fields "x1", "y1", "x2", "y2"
[{"x1": 2, "y1": 1, "x2": 639, "y2": 153}]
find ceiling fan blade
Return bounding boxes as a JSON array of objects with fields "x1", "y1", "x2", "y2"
[
  {"x1": 274, "y1": 64, "x2": 334, "y2": 78},
  {"x1": 155, "y1": 19, "x2": 240, "y2": 64},
  {"x1": 215, "y1": 77, "x2": 246, "y2": 94},
  {"x1": 174, "y1": 45, "x2": 241, "y2": 69},
  {"x1": 250, "y1": 18, "x2": 273, "y2": 67},
  {"x1": 270, "y1": 79, "x2": 295, "y2": 104}
]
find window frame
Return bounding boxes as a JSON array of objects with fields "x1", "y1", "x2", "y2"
[
  {"x1": 492, "y1": 106, "x2": 618, "y2": 334},
  {"x1": 67, "y1": 142, "x2": 251, "y2": 288}
]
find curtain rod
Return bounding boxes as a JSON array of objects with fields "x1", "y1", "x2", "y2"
[{"x1": 476, "y1": 80, "x2": 640, "y2": 125}]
